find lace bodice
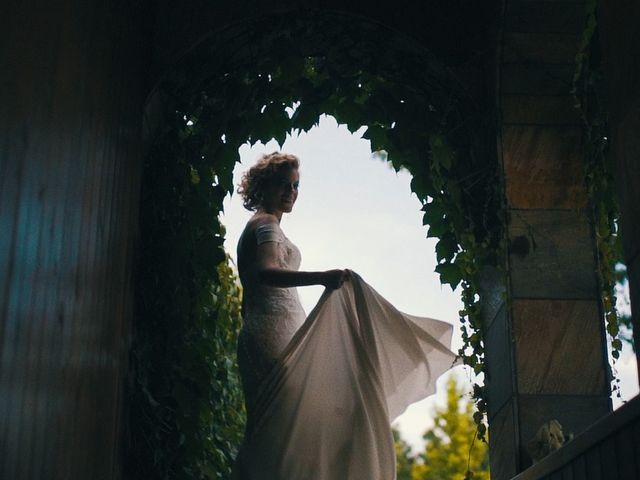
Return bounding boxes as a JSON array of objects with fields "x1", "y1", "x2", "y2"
[{"x1": 236, "y1": 220, "x2": 307, "y2": 410}]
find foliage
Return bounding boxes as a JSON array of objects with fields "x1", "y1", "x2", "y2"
[
  {"x1": 176, "y1": 257, "x2": 246, "y2": 478},
  {"x1": 393, "y1": 375, "x2": 489, "y2": 480},
  {"x1": 614, "y1": 264, "x2": 634, "y2": 351},
  {"x1": 573, "y1": 0, "x2": 632, "y2": 390},
  {"x1": 394, "y1": 428, "x2": 417, "y2": 480},
  {"x1": 126, "y1": 96, "x2": 245, "y2": 479},
  {"x1": 130, "y1": 10, "x2": 503, "y2": 478}
]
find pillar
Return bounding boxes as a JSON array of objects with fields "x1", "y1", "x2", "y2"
[{"x1": 485, "y1": 2, "x2": 611, "y2": 477}]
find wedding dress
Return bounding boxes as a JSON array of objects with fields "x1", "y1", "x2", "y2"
[{"x1": 232, "y1": 222, "x2": 458, "y2": 480}]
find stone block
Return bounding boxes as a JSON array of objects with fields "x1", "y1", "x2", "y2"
[
  {"x1": 518, "y1": 394, "x2": 610, "y2": 469},
  {"x1": 502, "y1": 95, "x2": 581, "y2": 125},
  {"x1": 512, "y1": 299, "x2": 606, "y2": 395},
  {"x1": 508, "y1": 209, "x2": 598, "y2": 299},
  {"x1": 489, "y1": 400, "x2": 519, "y2": 480},
  {"x1": 502, "y1": 33, "x2": 581, "y2": 65},
  {"x1": 501, "y1": 63, "x2": 574, "y2": 96},
  {"x1": 502, "y1": 125, "x2": 587, "y2": 209}
]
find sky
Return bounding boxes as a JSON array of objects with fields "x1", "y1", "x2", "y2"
[{"x1": 220, "y1": 114, "x2": 639, "y2": 453}]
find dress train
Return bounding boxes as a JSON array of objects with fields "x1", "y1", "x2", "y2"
[{"x1": 232, "y1": 271, "x2": 458, "y2": 480}]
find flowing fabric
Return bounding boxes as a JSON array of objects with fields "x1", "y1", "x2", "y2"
[{"x1": 232, "y1": 271, "x2": 458, "y2": 480}]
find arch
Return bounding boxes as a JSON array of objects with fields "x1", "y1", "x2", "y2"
[{"x1": 130, "y1": 10, "x2": 502, "y2": 478}]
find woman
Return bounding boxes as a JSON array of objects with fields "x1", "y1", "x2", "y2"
[{"x1": 232, "y1": 152, "x2": 458, "y2": 480}]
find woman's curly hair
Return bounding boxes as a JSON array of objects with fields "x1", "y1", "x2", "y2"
[{"x1": 238, "y1": 152, "x2": 300, "y2": 211}]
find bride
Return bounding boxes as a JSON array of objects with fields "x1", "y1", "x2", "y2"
[{"x1": 232, "y1": 152, "x2": 458, "y2": 480}]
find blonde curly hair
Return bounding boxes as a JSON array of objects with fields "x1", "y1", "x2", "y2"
[{"x1": 237, "y1": 152, "x2": 300, "y2": 211}]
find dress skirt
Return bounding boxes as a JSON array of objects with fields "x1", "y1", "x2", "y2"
[{"x1": 232, "y1": 271, "x2": 459, "y2": 480}]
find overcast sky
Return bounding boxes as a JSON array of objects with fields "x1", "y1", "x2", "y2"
[{"x1": 220, "y1": 114, "x2": 639, "y2": 453}]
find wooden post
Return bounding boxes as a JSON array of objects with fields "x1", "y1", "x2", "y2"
[
  {"x1": 0, "y1": 2, "x2": 152, "y2": 479},
  {"x1": 485, "y1": 2, "x2": 611, "y2": 477}
]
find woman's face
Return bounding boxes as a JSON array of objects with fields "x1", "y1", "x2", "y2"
[{"x1": 262, "y1": 168, "x2": 299, "y2": 213}]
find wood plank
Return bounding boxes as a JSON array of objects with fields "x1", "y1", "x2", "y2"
[
  {"x1": 508, "y1": 209, "x2": 599, "y2": 300},
  {"x1": 502, "y1": 125, "x2": 587, "y2": 209},
  {"x1": 615, "y1": 425, "x2": 637, "y2": 480},
  {"x1": 548, "y1": 469, "x2": 564, "y2": 480},
  {"x1": 585, "y1": 447, "x2": 603, "y2": 480},
  {"x1": 502, "y1": 95, "x2": 581, "y2": 125},
  {"x1": 512, "y1": 300, "x2": 606, "y2": 395},
  {"x1": 502, "y1": 33, "x2": 582, "y2": 64},
  {"x1": 599, "y1": 436, "x2": 620, "y2": 480},
  {"x1": 633, "y1": 418, "x2": 640, "y2": 479},
  {"x1": 561, "y1": 462, "x2": 574, "y2": 480},
  {"x1": 573, "y1": 456, "x2": 588, "y2": 480}
]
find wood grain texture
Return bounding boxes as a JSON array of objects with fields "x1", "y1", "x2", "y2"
[
  {"x1": 0, "y1": 2, "x2": 151, "y2": 479},
  {"x1": 512, "y1": 300, "x2": 606, "y2": 395},
  {"x1": 502, "y1": 126, "x2": 587, "y2": 209},
  {"x1": 508, "y1": 209, "x2": 599, "y2": 299}
]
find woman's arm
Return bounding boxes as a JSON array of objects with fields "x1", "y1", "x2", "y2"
[{"x1": 256, "y1": 241, "x2": 347, "y2": 289}]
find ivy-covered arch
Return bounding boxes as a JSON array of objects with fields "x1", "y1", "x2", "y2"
[{"x1": 129, "y1": 10, "x2": 502, "y2": 479}]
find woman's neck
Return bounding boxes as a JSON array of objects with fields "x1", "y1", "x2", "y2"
[{"x1": 257, "y1": 207, "x2": 283, "y2": 223}]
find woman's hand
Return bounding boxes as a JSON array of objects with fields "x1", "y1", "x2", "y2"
[{"x1": 321, "y1": 269, "x2": 349, "y2": 290}]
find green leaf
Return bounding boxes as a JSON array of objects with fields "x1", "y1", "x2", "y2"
[
  {"x1": 429, "y1": 133, "x2": 455, "y2": 171},
  {"x1": 435, "y1": 263, "x2": 463, "y2": 289},
  {"x1": 362, "y1": 124, "x2": 388, "y2": 151},
  {"x1": 435, "y1": 234, "x2": 458, "y2": 263}
]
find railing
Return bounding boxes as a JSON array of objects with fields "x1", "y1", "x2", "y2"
[{"x1": 512, "y1": 395, "x2": 640, "y2": 480}]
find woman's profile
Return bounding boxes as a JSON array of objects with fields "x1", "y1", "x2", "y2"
[{"x1": 232, "y1": 152, "x2": 458, "y2": 480}]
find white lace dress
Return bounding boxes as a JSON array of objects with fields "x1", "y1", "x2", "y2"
[
  {"x1": 233, "y1": 221, "x2": 458, "y2": 480},
  {"x1": 236, "y1": 221, "x2": 306, "y2": 418}
]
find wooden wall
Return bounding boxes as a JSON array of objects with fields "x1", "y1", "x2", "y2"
[{"x1": 0, "y1": 2, "x2": 152, "y2": 479}]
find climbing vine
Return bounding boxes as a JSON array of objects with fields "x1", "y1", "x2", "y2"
[
  {"x1": 573, "y1": 0, "x2": 630, "y2": 395},
  {"x1": 128, "y1": 11, "x2": 502, "y2": 479}
]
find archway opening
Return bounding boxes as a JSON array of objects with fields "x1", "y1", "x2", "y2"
[
  {"x1": 130, "y1": 10, "x2": 501, "y2": 479},
  {"x1": 221, "y1": 114, "x2": 471, "y2": 455}
]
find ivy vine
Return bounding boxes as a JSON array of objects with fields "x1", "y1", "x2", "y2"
[
  {"x1": 573, "y1": 0, "x2": 629, "y2": 396},
  {"x1": 128, "y1": 11, "x2": 503, "y2": 479}
]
